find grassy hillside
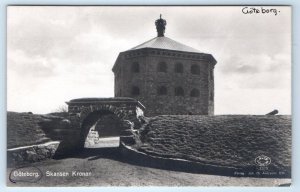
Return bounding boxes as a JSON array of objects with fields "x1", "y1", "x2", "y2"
[
  {"x1": 137, "y1": 115, "x2": 291, "y2": 170},
  {"x1": 7, "y1": 111, "x2": 292, "y2": 173},
  {"x1": 7, "y1": 112, "x2": 69, "y2": 149},
  {"x1": 7, "y1": 112, "x2": 52, "y2": 148}
]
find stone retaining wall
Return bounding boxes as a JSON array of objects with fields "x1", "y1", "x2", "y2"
[{"x1": 7, "y1": 141, "x2": 60, "y2": 167}]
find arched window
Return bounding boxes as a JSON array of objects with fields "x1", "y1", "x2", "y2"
[
  {"x1": 175, "y1": 63, "x2": 183, "y2": 73},
  {"x1": 175, "y1": 87, "x2": 184, "y2": 96},
  {"x1": 190, "y1": 89, "x2": 200, "y2": 97},
  {"x1": 131, "y1": 86, "x2": 140, "y2": 96},
  {"x1": 191, "y1": 64, "x2": 200, "y2": 75},
  {"x1": 131, "y1": 62, "x2": 139, "y2": 73},
  {"x1": 157, "y1": 62, "x2": 167, "y2": 72},
  {"x1": 157, "y1": 86, "x2": 167, "y2": 95}
]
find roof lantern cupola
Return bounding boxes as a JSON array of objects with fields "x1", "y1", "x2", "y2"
[{"x1": 155, "y1": 14, "x2": 167, "y2": 37}]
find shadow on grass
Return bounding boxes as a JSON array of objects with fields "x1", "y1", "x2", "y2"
[
  {"x1": 79, "y1": 147, "x2": 122, "y2": 161},
  {"x1": 55, "y1": 147, "x2": 125, "y2": 162}
]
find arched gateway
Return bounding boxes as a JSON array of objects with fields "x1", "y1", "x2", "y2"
[{"x1": 54, "y1": 97, "x2": 145, "y2": 155}]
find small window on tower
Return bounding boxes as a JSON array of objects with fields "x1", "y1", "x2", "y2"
[
  {"x1": 210, "y1": 91, "x2": 214, "y2": 101},
  {"x1": 175, "y1": 87, "x2": 184, "y2": 96},
  {"x1": 157, "y1": 62, "x2": 167, "y2": 72},
  {"x1": 157, "y1": 86, "x2": 167, "y2": 95},
  {"x1": 131, "y1": 86, "x2": 140, "y2": 96},
  {"x1": 191, "y1": 64, "x2": 200, "y2": 75},
  {"x1": 131, "y1": 62, "x2": 139, "y2": 73},
  {"x1": 175, "y1": 63, "x2": 183, "y2": 73},
  {"x1": 190, "y1": 89, "x2": 200, "y2": 97}
]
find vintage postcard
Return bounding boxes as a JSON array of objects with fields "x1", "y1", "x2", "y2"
[{"x1": 7, "y1": 6, "x2": 291, "y2": 186}]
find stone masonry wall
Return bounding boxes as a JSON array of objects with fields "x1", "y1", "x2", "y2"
[
  {"x1": 208, "y1": 63, "x2": 215, "y2": 115},
  {"x1": 114, "y1": 48, "x2": 216, "y2": 116}
]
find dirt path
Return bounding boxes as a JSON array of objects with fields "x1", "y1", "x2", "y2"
[{"x1": 7, "y1": 148, "x2": 291, "y2": 187}]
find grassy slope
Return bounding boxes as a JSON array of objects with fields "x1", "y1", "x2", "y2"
[
  {"x1": 8, "y1": 111, "x2": 292, "y2": 171},
  {"x1": 7, "y1": 112, "x2": 52, "y2": 148},
  {"x1": 138, "y1": 115, "x2": 291, "y2": 170}
]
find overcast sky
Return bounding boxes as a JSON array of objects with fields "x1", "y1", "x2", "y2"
[{"x1": 7, "y1": 6, "x2": 291, "y2": 115}]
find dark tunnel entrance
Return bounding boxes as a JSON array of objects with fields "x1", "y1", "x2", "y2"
[{"x1": 80, "y1": 110, "x2": 123, "y2": 149}]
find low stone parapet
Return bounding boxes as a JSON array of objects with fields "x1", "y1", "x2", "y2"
[{"x1": 7, "y1": 141, "x2": 60, "y2": 167}]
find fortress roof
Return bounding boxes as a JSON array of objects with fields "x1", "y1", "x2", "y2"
[
  {"x1": 129, "y1": 36, "x2": 202, "y2": 54},
  {"x1": 129, "y1": 15, "x2": 202, "y2": 54},
  {"x1": 113, "y1": 15, "x2": 217, "y2": 73}
]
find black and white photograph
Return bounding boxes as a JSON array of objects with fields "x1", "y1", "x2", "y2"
[{"x1": 6, "y1": 6, "x2": 291, "y2": 186}]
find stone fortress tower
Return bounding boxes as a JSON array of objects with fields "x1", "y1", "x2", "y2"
[{"x1": 112, "y1": 15, "x2": 217, "y2": 116}]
